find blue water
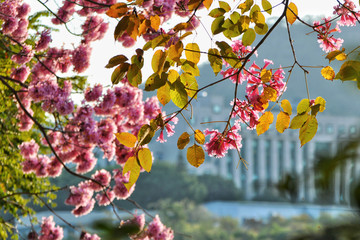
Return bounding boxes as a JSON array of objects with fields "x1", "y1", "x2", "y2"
[{"x1": 203, "y1": 201, "x2": 357, "y2": 222}]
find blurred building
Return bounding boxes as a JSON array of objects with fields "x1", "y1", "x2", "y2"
[{"x1": 150, "y1": 93, "x2": 360, "y2": 205}]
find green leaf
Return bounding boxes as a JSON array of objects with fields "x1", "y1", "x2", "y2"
[
  {"x1": 138, "y1": 148, "x2": 152, "y2": 172},
  {"x1": 230, "y1": 11, "x2": 241, "y2": 23},
  {"x1": 180, "y1": 72, "x2": 198, "y2": 98},
  {"x1": 114, "y1": 16, "x2": 129, "y2": 40},
  {"x1": 127, "y1": 64, "x2": 142, "y2": 87},
  {"x1": 242, "y1": 28, "x2": 256, "y2": 46},
  {"x1": 219, "y1": 1, "x2": 231, "y2": 12},
  {"x1": 290, "y1": 113, "x2": 309, "y2": 129},
  {"x1": 137, "y1": 124, "x2": 155, "y2": 146},
  {"x1": 255, "y1": 22, "x2": 268, "y2": 35},
  {"x1": 151, "y1": 49, "x2": 167, "y2": 74},
  {"x1": 238, "y1": 0, "x2": 253, "y2": 14},
  {"x1": 335, "y1": 60, "x2": 360, "y2": 81},
  {"x1": 211, "y1": 16, "x2": 225, "y2": 35},
  {"x1": 187, "y1": 144, "x2": 205, "y2": 168},
  {"x1": 208, "y1": 48, "x2": 222, "y2": 75},
  {"x1": 111, "y1": 63, "x2": 130, "y2": 84},
  {"x1": 105, "y1": 55, "x2": 128, "y2": 68},
  {"x1": 297, "y1": 99, "x2": 310, "y2": 114},
  {"x1": 262, "y1": 0, "x2": 272, "y2": 15},
  {"x1": 177, "y1": 132, "x2": 190, "y2": 149},
  {"x1": 281, "y1": 99, "x2": 292, "y2": 115},
  {"x1": 170, "y1": 80, "x2": 188, "y2": 108},
  {"x1": 299, "y1": 115, "x2": 318, "y2": 147},
  {"x1": 145, "y1": 72, "x2": 167, "y2": 91},
  {"x1": 209, "y1": 8, "x2": 226, "y2": 18},
  {"x1": 157, "y1": 82, "x2": 171, "y2": 106},
  {"x1": 181, "y1": 60, "x2": 200, "y2": 76},
  {"x1": 115, "y1": 132, "x2": 137, "y2": 148}
]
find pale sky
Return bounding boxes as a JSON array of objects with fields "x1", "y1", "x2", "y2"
[{"x1": 29, "y1": 0, "x2": 345, "y2": 87}]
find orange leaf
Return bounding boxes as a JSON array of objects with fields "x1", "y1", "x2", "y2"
[
  {"x1": 106, "y1": 3, "x2": 128, "y2": 18},
  {"x1": 286, "y1": 2, "x2": 298, "y2": 25},
  {"x1": 256, "y1": 112, "x2": 274, "y2": 135},
  {"x1": 150, "y1": 15, "x2": 161, "y2": 31}
]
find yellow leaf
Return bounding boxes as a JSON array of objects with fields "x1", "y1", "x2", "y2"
[
  {"x1": 106, "y1": 2, "x2": 128, "y2": 18},
  {"x1": 150, "y1": 15, "x2": 160, "y2": 31},
  {"x1": 138, "y1": 148, "x2": 152, "y2": 172},
  {"x1": 115, "y1": 132, "x2": 137, "y2": 148},
  {"x1": 187, "y1": 144, "x2": 205, "y2": 168},
  {"x1": 314, "y1": 96, "x2": 326, "y2": 112},
  {"x1": 126, "y1": 15, "x2": 139, "y2": 40},
  {"x1": 185, "y1": 43, "x2": 200, "y2": 64},
  {"x1": 203, "y1": 0, "x2": 213, "y2": 9},
  {"x1": 177, "y1": 132, "x2": 190, "y2": 149},
  {"x1": 138, "y1": 19, "x2": 150, "y2": 36},
  {"x1": 261, "y1": 69, "x2": 272, "y2": 83},
  {"x1": 326, "y1": 49, "x2": 346, "y2": 63},
  {"x1": 168, "y1": 69, "x2": 180, "y2": 83},
  {"x1": 256, "y1": 112, "x2": 274, "y2": 135},
  {"x1": 281, "y1": 99, "x2": 292, "y2": 115},
  {"x1": 290, "y1": 113, "x2": 308, "y2": 129},
  {"x1": 336, "y1": 52, "x2": 347, "y2": 61},
  {"x1": 187, "y1": 0, "x2": 202, "y2": 11},
  {"x1": 168, "y1": 41, "x2": 183, "y2": 63},
  {"x1": 297, "y1": 99, "x2": 310, "y2": 115},
  {"x1": 299, "y1": 115, "x2": 318, "y2": 147},
  {"x1": 157, "y1": 82, "x2": 171, "y2": 106},
  {"x1": 262, "y1": 87, "x2": 277, "y2": 102},
  {"x1": 123, "y1": 156, "x2": 141, "y2": 191},
  {"x1": 286, "y1": 2, "x2": 298, "y2": 25},
  {"x1": 276, "y1": 111, "x2": 290, "y2": 133},
  {"x1": 321, "y1": 66, "x2": 335, "y2": 80},
  {"x1": 151, "y1": 50, "x2": 167, "y2": 74},
  {"x1": 194, "y1": 129, "x2": 205, "y2": 145},
  {"x1": 173, "y1": 22, "x2": 190, "y2": 32}
]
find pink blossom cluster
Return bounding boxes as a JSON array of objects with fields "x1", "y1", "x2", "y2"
[
  {"x1": 213, "y1": 41, "x2": 286, "y2": 158},
  {"x1": 0, "y1": 0, "x2": 30, "y2": 42},
  {"x1": 156, "y1": 112, "x2": 179, "y2": 143},
  {"x1": 124, "y1": 214, "x2": 173, "y2": 240},
  {"x1": 313, "y1": 17, "x2": 344, "y2": 53},
  {"x1": 204, "y1": 124, "x2": 242, "y2": 158},
  {"x1": 334, "y1": 0, "x2": 360, "y2": 26},
  {"x1": 39, "y1": 216, "x2": 64, "y2": 240}
]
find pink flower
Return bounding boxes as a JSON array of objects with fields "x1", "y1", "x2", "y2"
[
  {"x1": 17, "y1": 3, "x2": 31, "y2": 19},
  {"x1": 80, "y1": 232, "x2": 101, "y2": 240},
  {"x1": 204, "y1": 125, "x2": 242, "y2": 158},
  {"x1": 95, "y1": 190, "x2": 115, "y2": 206},
  {"x1": 19, "y1": 139, "x2": 39, "y2": 159},
  {"x1": 72, "y1": 198, "x2": 95, "y2": 217},
  {"x1": 36, "y1": 30, "x2": 52, "y2": 51},
  {"x1": 46, "y1": 156, "x2": 63, "y2": 177},
  {"x1": 2, "y1": 17, "x2": 18, "y2": 34},
  {"x1": 11, "y1": 65, "x2": 30, "y2": 82},
  {"x1": 313, "y1": 18, "x2": 343, "y2": 53},
  {"x1": 89, "y1": 169, "x2": 112, "y2": 191},
  {"x1": 84, "y1": 84, "x2": 103, "y2": 102},
  {"x1": 39, "y1": 216, "x2": 63, "y2": 240},
  {"x1": 11, "y1": 44, "x2": 33, "y2": 64},
  {"x1": 334, "y1": 0, "x2": 360, "y2": 26},
  {"x1": 65, "y1": 182, "x2": 94, "y2": 207},
  {"x1": 156, "y1": 113, "x2": 178, "y2": 143},
  {"x1": 72, "y1": 44, "x2": 91, "y2": 73}
]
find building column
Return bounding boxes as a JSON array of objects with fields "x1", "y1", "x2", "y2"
[
  {"x1": 233, "y1": 155, "x2": 241, "y2": 188},
  {"x1": 295, "y1": 141, "x2": 304, "y2": 201},
  {"x1": 258, "y1": 139, "x2": 266, "y2": 194},
  {"x1": 306, "y1": 141, "x2": 316, "y2": 202},
  {"x1": 344, "y1": 160, "x2": 352, "y2": 205},
  {"x1": 283, "y1": 139, "x2": 291, "y2": 175},
  {"x1": 219, "y1": 154, "x2": 227, "y2": 178},
  {"x1": 245, "y1": 138, "x2": 254, "y2": 200},
  {"x1": 270, "y1": 140, "x2": 279, "y2": 185},
  {"x1": 334, "y1": 167, "x2": 341, "y2": 204}
]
